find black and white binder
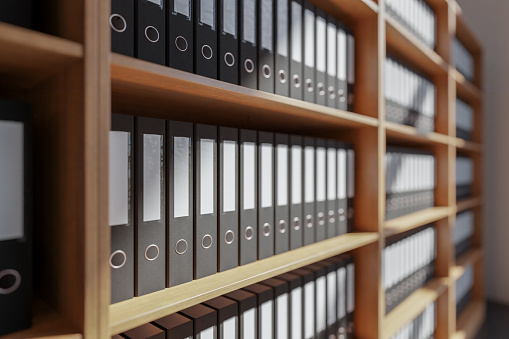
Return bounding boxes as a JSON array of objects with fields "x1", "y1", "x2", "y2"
[
  {"x1": 167, "y1": 121, "x2": 194, "y2": 287},
  {"x1": 168, "y1": 0, "x2": 194, "y2": 72},
  {"x1": 315, "y1": 138, "x2": 327, "y2": 242},
  {"x1": 289, "y1": 135, "x2": 303, "y2": 250},
  {"x1": 239, "y1": 129, "x2": 258, "y2": 265},
  {"x1": 277, "y1": 272, "x2": 303, "y2": 339},
  {"x1": 109, "y1": 114, "x2": 134, "y2": 303},
  {"x1": 194, "y1": 124, "x2": 218, "y2": 279},
  {"x1": 315, "y1": 8, "x2": 327, "y2": 106},
  {"x1": 239, "y1": 0, "x2": 258, "y2": 89},
  {"x1": 258, "y1": 0, "x2": 275, "y2": 93},
  {"x1": 336, "y1": 143, "x2": 347, "y2": 235},
  {"x1": 321, "y1": 259, "x2": 338, "y2": 338},
  {"x1": 326, "y1": 139, "x2": 337, "y2": 239},
  {"x1": 0, "y1": 101, "x2": 32, "y2": 336},
  {"x1": 135, "y1": 116, "x2": 166, "y2": 296},
  {"x1": 242, "y1": 284, "x2": 274, "y2": 339},
  {"x1": 261, "y1": 278, "x2": 290, "y2": 339},
  {"x1": 336, "y1": 24, "x2": 347, "y2": 110},
  {"x1": 326, "y1": 16, "x2": 337, "y2": 108},
  {"x1": 303, "y1": 137, "x2": 315, "y2": 245},
  {"x1": 195, "y1": 0, "x2": 218, "y2": 78},
  {"x1": 180, "y1": 304, "x2": 218, "y2": 339},
  {"x1": 152, "y1": 312, "x2": 193, "y2": 338},
  {"x1": 346, "y1": 257, "x2": 355, "y2": 338},
  {"x1": 258, "y1": 132, "x2": 275, "y2": 259},
  {"x1": 303, "y1": 2, "x2": 315, "y2": 103},
  {"x1": 218, "y1": 127, "x2": 239, "y2": 271},
  {"x1": 275, "y1": 133, "x2": 290, "y2": 255},
  {"x1": 346, "y1": 29, "x2": 355, "y2": 112},
  {"x1": 224, "y1": 289, "x2": 258, "y2": 339},
  {"x1": 136, "y1": 0, "x2": 166, "y2": 65},
  {"x1": 111, "y1": 0, "x2": 134, "y2": 56},
  {"x1": 275, "y1": 0, "x2": 290, "y2": 96},
  {"x1": 289, "y1": 0, "x2": 303, "y2": 100},
  {"x1": 307, "y1": 263, "x2": 327, "y2": 339},
  {"x1": 334, "y1": 256, "x2": 347, "y2": 338},
  {"x1": 203, "y1": 296, "x2": 239, "y2": 339},
  {"x1": 292, "y1": 268, "x2": 315, "y2": 339},
  {"x1": 219, "y1": 0, "x2": 239, "y2": 84},
  {"x1": 346, "y1": 144, "x2": 354, "y2": 233}
]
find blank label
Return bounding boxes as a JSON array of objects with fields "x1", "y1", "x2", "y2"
[
  {"x1": 337, "y1": 29, "x2": 346, "y2": 81},
  {"x1": 304, "y1": 10, "x2": 314, "y2": 68},
  {"x1": 291, "y1": 2, "x2": 302, "y2": 63},
  {"x1": 200, "y1": 139, "x2": 215, "y2": 215},
  {"x1": 316, "y1": 276, "x2": 326, "y2": 332},
  {"x1": 261, "y1": 143, "x2": 273, "y2": 208},
  {"x1": 277, "y1": 0, "x2": 288, "y2": 57},
  {"x1": 243, "y1": 0, "x2": 256, "y2": 44},
  {"x1": 316, "y1": 147, "x2": 326, "y2": 202},
  {"x1": 0, "y1": 121, "x2": 23, "y2": 241},
  {"x1": 337, "y1": 149, "x2": 346, "y2": 199},
  {"x1": 109, "y1": 131, "x2": 129, "y2": 226},
  {"x1": 223, "y1": 141, "x2": 236, "y2": 212},
  {"x1": 316, "y1": 16, "x2": 326, "y2": 73},
  {"x1": 174, "y1": 137, "x2": 190, "y2": 218},
  {"x1": 277, "y1": 145, "x2": 288, "y2": 206},
  {"x1": 174, "y1": 0, "x2": 190, "y2": 18},
  {"x1": 223, "y1": 316, "x2": 237, "y2": 339},
  {"x1": 243, "y1": 142, "x2": 256, "y2": 210},
  {"x1": 223, "y1": 0, "x2": 236, "y2": 36},
  {"x1": 327, "y1": 272, "x2": 337, "y2": 326},
  {"x1": 304, "y1": 146, "x2": 314, "y2": 203},
  {"x1": 277, "y1": 293, "x2": 289, "y2": 339},
  {"x1": 200, "y1": 326, "x2": 215, "y2": 339},
  {"x1": 200, "y1": 0, "x2": 215, "y2": 29},
  {"x1": 291, "y1": 146, "x2": 302, "y2": 204},
  {"x1": 291, "y1": 287, "x2": 302, "y2": 339},
  {"x1": 143, "y1": 134, "x2": 162, "y2": 222},
  {"x1": 304, "y1": 282, "x2": 315, "y2": 339},
  {"x1": 243, "y1": 308, "x2": 256, "y2": 339},
  {"x1": 327, "y1": 148, "x2": 336, "y2": 201},
  {"x1": 261, "y1": 300, "x2": 273, "y2": 339},
  {"x1": 148, "y1": 0, "x2": 163, "y2": 7},
  {"x1": 261, "y1": 0, "x2": 273, "y2": 51}
]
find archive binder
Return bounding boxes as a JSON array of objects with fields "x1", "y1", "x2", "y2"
[
  {"x1": 321, "y1": 259, "x2": 338, "y2": 338},
  {"x1": 111, "y1": 0, "x2": 134, "y2": 56},
  {"x1": 326, "y1": 139, "x2": 337, "y2": 239},
  {"x1": 242, "y1": 284, "x2": 274, "y2": 339},
  {"x1": 336, "y1": 143, "x2": 348, "y2": 235},
  {"x1": 135, "y1": 117, "x2": 166, "y2": 296},
  {"x1": 203, "y1": 296, "x2": 239, "y2": 339},
  {"x1": 109, "y1": 114, "x2": 134, "y2": 303},
  {"x1": 195, "y1": 124, "x2": 218, "y2": 278},
  {"x1": 0, "y1": 101, "x2": 32, "y2": 336},
  {"x1": 258, "y1": 132, "x2": 275, "y2": 259},
  {"x1": 346, "y1": 30, "x2": 355, "y2": 112},
  {"x1": 168, "y1": 0, "x2": 194, "y2": 72},
  {"x1": 326, "y1": 16, "x2": 337, "y2": 108},
  {"x1": 289, "y1": 0, "x2": 303, "y2": 100},
  {"x1": 260, "y1": 278, "x2": 290, "y2": 339},
  {"x1": 275, "y1": 0, "x2": 290, "y2": 96},
  {"x1": 180, "y1": 304, "x2": 218, "y2": 339},
  {"x1": 307, "y1": 263, "x2": 327, "y2": 339},
  {"x1": 219, "y1": 0, "x2": 239, "y2": 84},
  {"x1": 289, "y1": 135, "x2": 303, "y2": 250},
  {"x1": 292, "y1": 268, "x2": 315, "y2": 339},
  {"x1": 152, "y1": 312, "x2": 193, "y2": 338},
  {"x1": 275, "y1": 133, "x2": 290, "y2": 255},
  {"x1": 303, "y1": 2, "x2": 315, "y2": 103},
  {"x1": 315, "y1": 138, "x2": 327, "y2": 242},
  {"x1": 167, "y1": 121, "x2": 193, "y2": 287},
  {"x1": 122, "y1": 323, "x2": 165, "y2": 339},
  {"x1": 195, "y1": 0, "x2": 218, "y2": 78},
  {"x1": 315, "y1": 8, "x2": 327, "y2": 106},
  {"x1": 346, "y1": 144, "x2": 355, "y2": 233},
  {"x1": 224, "y1": 289, "x2": 258, "y2": 339},
  {"x1": 218, "y1": 127, "x2": 239, "y2": 271},
  {"x1": 303, "y1": 137, "x2": 315, "y2": 245},
  {"x1": 334, "y1": 256, "x2": 347, "y2": 338},
  {"x1": 277, "y1": 272, "x2": 303, "y2": 339},
  {"x1": 136, "y1": 0, "x2": 166, "y2": 65},
  {"x1": 239, "y1": 129, "x2": 257, "y2": 265},
  {"x1": 0, "y1": 0, "x2": 32, "y2": 28},
  {"x1": 258, "y1": 0, "x2": 275, "y2": 93},
  {"x1": 336, "y1": 24, "x2": 347, "y2": 110},
  {"x1": 239, "y1": 0, "x2": 258, "y2": 89}
]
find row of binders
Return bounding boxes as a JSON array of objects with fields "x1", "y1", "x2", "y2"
[
  {"x1": 109, "y1": 114, "x2": 355, "y2": 303},
  {"x1": 453, "y1": 38, "x2": 474, "y2": 82},
  {"x1": 112, "y1": 255, "x2": 355, "y2": 339},
  {"x1": 453, "y1": 210, "x2": 474, "y2": 258},
  {"x1": 110, "y1": 0, "x2": 355, "y2": 110},
  {"x1": 455, "y1": 264, "x2": 474, "y2": 317},
  {"x1": 456, "y1": 98, "x2": 474, "y2": 141},
  {"x1": 390, "y1": 303, "x2": 436, "y2": 339},
  {"x1": 385, "y1": 0, "x2": 436, "y2": 50},
  {"x1": 0, "y1": 101, "x2": 32, "y2": 336},
  {"x1": 383, "y1": 225, "x2": 437, "y2": 314},
  {"x1": 385, "y1": 56, "x2": 436, "y2": 133},
  {"x1": 456, "y1": 156, "x2": 473, "y2": 200},
  {"x1": 385, "y1": 147, "x2": 436, "y2": 220}
]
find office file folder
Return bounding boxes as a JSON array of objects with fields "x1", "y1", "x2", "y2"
[
  {"x1": 219, "y1": 0, "x2": 239, "y2": 84},
  {"x1": 0, "y1": 101, "x2": 32, "y2": 336},
  {"x1": 345, "y1": 257, "x2": 355, "y2": 338},
  {"x1": 203, "y1": 296, "x2": 239, "y2": 339},
  {"x1": 180, "y1": 304, "x2": 218, "y2": 339},
  {"x1": 277, "y1": 272, "x2": 303, "y2": 339},
  {"x1": 218, "y1": 127, "x2": 239, "y2": 271},
  {"x1": 239, "y1": 129, "x2": 258, "y2": 265},
  {"x1": 195, "y1": 0, "x2": 218, "y2": 78},
  {"x1": 289, "y1": 0, "x2": 303, "y2": 100},
  {"x1": 303, "y1": 2, "x2": 315, "y2": 103},
  {"x1": 292, "y1": 268, "x2": 314, "y2": 339},
  {"x1": 303, "y1": 137, "x2": 315, "y2": 245},
  {"x1": 307, "y1": 263, "x2": 327, "y2": 339},
  {"x1": 122, "y1": 323, "x2": 165, "y2": 339},
  {"x1": 275, "y1": 0, "x2": 290, "y2": 97},
  {"x1": 346, "y1": 144, "x2": 354, "y2": 232},
  {"x1": 224, "y1": 289, "x2": 258, "y2": 339},
  {"x1": 326, "y1": 139, "x2": 337, "y2": 238},
  {"x1": 152, "y1": 312, "x2": 193, "y2": 339},
  {"x1": 109, "y1": 114, "x2": 134, "y2": 303},
  {"x1": 111, "y1": 0, "x2": 134, "y2": 56},
  {"x1": 135, "y1": 116, "x2": 166, "y2": 296},
  {"x1": 336, "y1": 24, "x2": 347, "y2": 110},
  {"x1": 242, "y1": 284, "x2": 274, "y2": 339},
  {"x1": 326, "y1": 16, "x2": 337, "y2": 108},
  {"x1": 275, "y1": 133, "x2": 290, "y2": 255},
  {"x1": 239, "y1": 0, "x2": 258, "y2": 89},
  {"x1": 315, "y1": 138, "x2": 327, "y2": 242},
  {"x1": 195, "y1": 124, "x2": 218, "y2": 278},
  {"x1": 261, "y1": 278, "x2": 290, "y2": 339},
  {"x1": 258, "y1": 132, "x2": 275, "y2": 259},
  {"x1": 168, "y1": 0, "x2": 194, "y2": 72},
  {"x1": 167, "y1": 121, "x2": 194, "y2": 287},
  {"x1": 136, "y1": 0, "x2": 166, "y2": 65},
  {"x1": 289, "y1": 135, "x2": 303, "y2": 250},
  {"x1": 315, "y1": 8, "x2": 327, "y2": 106},
  {"x1": 258, "y1": 0, "x2": 275, "y2": 93},
  {"x1": 346, "y1": 30, "x2": 355, "y2": 112}
]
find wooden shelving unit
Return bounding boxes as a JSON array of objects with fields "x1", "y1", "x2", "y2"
[{"x1": 0, "y1": 0, "x2": 485, "y2": 338}]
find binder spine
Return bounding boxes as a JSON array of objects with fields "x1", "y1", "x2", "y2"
[
  {"x1": 289, "y1": 135, "x2": 303, "y2": 250},
  {"x1": 326, "y1": 140, "x2": 337, "y2": 239},
  {"x1": 219, "y1": 0, "x2": 239, "y2": 84},
  {"x1": 111, "y1": 0, "x2": 135, "y2": 56},
  {"x1": 302, "y1": 2, "x2": 315, "y2": 103},
  {"x1": 289, "y1": 0, "x2": 303, "y2": 100},
  {"x1": 239, "y1": 0, "x2": 258, "y2": 89},
  {"x1": 257, "y1": 0, "x2": 275, "y2": 93},
  {"x1": 303, "y1": 137, "x2": 315, "y2": 245},
  {"x1": 315, "y1": 138, "x2": 327, "y2": 242},
  {"x1": 258, "y1": 132, "x2": 275, "y2": 259},
  {"x1": 326, "y1": 16, "x2": 338, "y2": 108},
  {"x1": 195, "y1": 0, "x2": 218, "y2": 79},
  {"x1": 275, "y1": 133, "x2": 290, "y2": 255},
  {"x1": 275, "y1": 0, "x2": 290, "y2": 97},
  {"x1": 315, "y1": 8, "x2": 327, "y2": 106},
  {"x1": 136, "y1": 0, "x2": 166, "y2": 65},
  {"x1": 168, "y1": 0, "x2": 194, "y2": 72}
]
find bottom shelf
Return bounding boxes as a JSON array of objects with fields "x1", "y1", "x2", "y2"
[
  {"x1": 0, "y1": 299, "x2": 81, "y2": 339},
  {"x1": 453, "y1": 299, "x2": 486, "y2": 339}
]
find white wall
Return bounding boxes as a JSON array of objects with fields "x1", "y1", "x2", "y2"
[{"x1": 457, "y1": 0, "x2": 509, "y2": 304}]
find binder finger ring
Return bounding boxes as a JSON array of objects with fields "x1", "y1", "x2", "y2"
[
  {"x1": 0, "y1": 269, "x2": 21, "y2": 295},
  {"x1": 144, "y1": 244, "x2": 160, "y2": 261},
  {"x1": 109, "y1": 250, "x2": 127, "y2": 269}
]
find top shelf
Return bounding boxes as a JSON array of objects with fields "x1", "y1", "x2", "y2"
[{"x1": 310, "y1": 0, "x2": 377, "y2": 27}]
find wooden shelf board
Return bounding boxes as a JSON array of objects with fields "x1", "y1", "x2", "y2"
[
  {"x1": 109, "y1": 232, "x2": 378, "y2": 335},
  {"x1": 0, "y1": 22, "x2": 83, "y2": 89},
  {"x1": 450, "y1": 248, "x2": 484, "y2": 282},
  {"x1": 0, "y1": 300, "x2": 82, "y2": 339},
  {"x1": 385, "y1": 121, "x2": 450, "y2": 146},
  {"x1": 454, "y1": 138, "x2": 483, "y2": 153},
  {"x1": 453, "y1": 299, "x2": 486, "y2": 339},
  {"x1": 453, "y1": 69, "x2": 482, "y2": 104},
  {"x1": 455, "y1": 197, "x2": 483, "y2": 213},
  {"x1": 385, "y1": 15, "x2": 448, "y2": 76},
  {"x1": 382, "y1": 277, "x2": 448, "y2": 339},
  {"x1": 309, "y1": 0, "x2": 377, "y2": 27},
  {"x1": 111, "y1": 54, "x2": 378, "y2": 137},
  {"x1": 384, "y1": 207, "x2": 450, "y2": 238}
]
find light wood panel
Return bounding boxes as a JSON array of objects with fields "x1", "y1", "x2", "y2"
[
  {"x1": 384, "y1": 207, "x2": 450, "y2": 237},
  {"x1": 385, "y1": 121, "x2": 450, "y2": 146},
  {"x1": 453, "y1": 69, "x2": 482, "y2": 104},
  {"x1": 109, "y1": 233, "x2": 378, "y2": 335},
  {"x1": 455, "y1": 196, "x2": 483, "y2": 213},
  {"x1": 454, "y1": 138, "x2": 482, "y2": 153}
]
